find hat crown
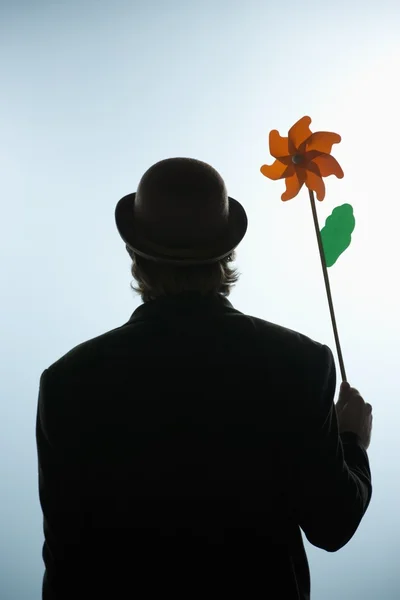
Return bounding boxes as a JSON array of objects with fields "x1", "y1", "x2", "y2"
[{"x1": 133, "y1": 158, "x2": 229, "y2": 247}]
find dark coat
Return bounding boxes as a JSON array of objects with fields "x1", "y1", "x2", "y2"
[{"x1": 36, "y1": 291, "x2": 372, "y2": 599}]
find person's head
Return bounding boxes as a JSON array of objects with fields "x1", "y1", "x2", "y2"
[{"x1": 115, "y1": 157, "x2": 247, "y2": 302}]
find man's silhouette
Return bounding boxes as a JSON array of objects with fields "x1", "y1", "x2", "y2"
[{"x1": 36, "y1": 158, "x2": 372, "y2": 599}]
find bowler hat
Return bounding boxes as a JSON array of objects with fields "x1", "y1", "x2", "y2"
[{"x1": 115, "y1": 158, "x2": 248, "y2": 265}]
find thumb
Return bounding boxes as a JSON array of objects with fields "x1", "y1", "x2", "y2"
[{"x1": 337, "y1": 381, "x2": 350, "y2": 407}]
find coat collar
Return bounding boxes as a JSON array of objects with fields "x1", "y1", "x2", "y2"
[{"x1": 128, "y1": 291, "x2": 235, "y2": 323}]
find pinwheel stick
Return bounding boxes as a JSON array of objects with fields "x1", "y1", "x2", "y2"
[{"x1": 309, "y1": 189, "x2": 347, "y2": 382}]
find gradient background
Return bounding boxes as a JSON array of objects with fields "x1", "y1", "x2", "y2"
[{"x1": 1, "y1": 1, "x2": 399, "y2": 598}]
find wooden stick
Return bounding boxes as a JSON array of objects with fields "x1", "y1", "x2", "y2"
[{"x1": 309, "y1": 189, "x2": 347, "y2": 382}]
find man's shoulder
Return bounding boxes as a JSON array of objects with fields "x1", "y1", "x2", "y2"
[
  {"x1": 43, "y1": 321, "x2": 132, "y2": 379},
  {"x1": 234, "y1": 308, "x2": 326, "y2": 355}
]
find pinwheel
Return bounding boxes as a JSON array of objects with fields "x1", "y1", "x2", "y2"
[{"x1": 261, "y1": 116, "x2": 356, "y2": 381}]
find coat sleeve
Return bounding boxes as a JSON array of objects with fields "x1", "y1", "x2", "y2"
[
  {"x1": 288, "y1": 344, "x2": 372, "y2": 552},
  {"x1": 36, "y1": 368, "x2": 87, "y2": 597}
]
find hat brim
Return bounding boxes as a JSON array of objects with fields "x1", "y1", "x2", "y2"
[{"x1": 115, "y1": 193, "x2": 248, "y2": 265}]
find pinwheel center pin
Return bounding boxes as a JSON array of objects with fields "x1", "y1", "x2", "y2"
[{"x1": 292, "y1": 154, "x2": 303, "y2": 165}]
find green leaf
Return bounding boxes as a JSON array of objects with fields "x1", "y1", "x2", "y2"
[{"x1": 320, "y1": 204, "x2": 355, "y2": 267}]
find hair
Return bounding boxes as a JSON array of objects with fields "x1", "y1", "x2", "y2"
[{"x1": 128, "y1": 248, "x2": 240, "y2": 303}]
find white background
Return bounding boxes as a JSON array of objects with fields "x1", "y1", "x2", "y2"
[{"x1": 1, "y1": 1, "x2": 399, "y2": 597}]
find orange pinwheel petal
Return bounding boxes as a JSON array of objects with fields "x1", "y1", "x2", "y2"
[
  {"x1": 281, "y1": 170, "x2": 306, "y2": 201},
  {"x1": 302, "y1": 131, "x2": 341, "y2": 154},
  {"x1": 312, "y1": 154, "x2": 344, "y2": 178},
  {"x1": 261, "y1": 160, "x2": 295, "y2": 181},
  {"x1": 288, "y1": 116, "x2": 312, "y2": 153},
  {"x1": 305, "y1": 170, "x2": 326, "y2": 201},
  {"x1": 269, "y1": 130, "x2": 289, "y2": 158}
]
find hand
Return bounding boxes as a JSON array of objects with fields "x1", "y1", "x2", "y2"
[{"x1": 335, "y1": 382, "x2": 373, "y2": 451}]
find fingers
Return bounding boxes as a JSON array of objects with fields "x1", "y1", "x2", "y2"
[
  {"x1": 337, "y1": 384, "x2": 372, "y2": 413},
  {"x1": 341, "y1": 384, "x2": 362, "y2": 400}
]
